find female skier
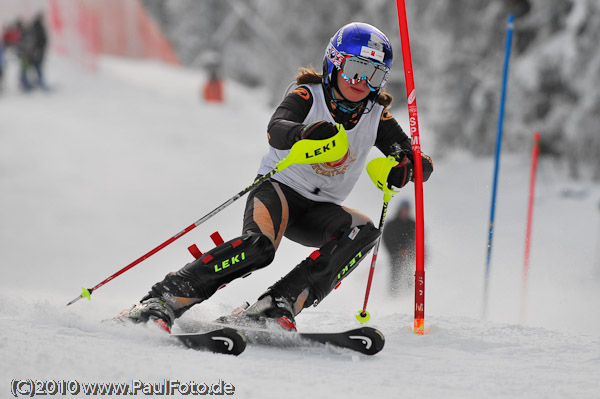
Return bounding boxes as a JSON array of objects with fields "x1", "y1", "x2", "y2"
[{"x1": 121, "y1": 22, "x2": 433, "y2": 332}]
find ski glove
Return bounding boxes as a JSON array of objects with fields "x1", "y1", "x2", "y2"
[
  {"x1": 420, "y1": 153, "x2": 434, "y2": 182},
  {"x1": 299, "y1": 121, "x2": 338, "y2": 141},
  {"x1": 388, "y1": 157, "x2": 413, "y2": 189},
  {"x1": 387, "y1": 152, "x2": 434, "y2": 188}
]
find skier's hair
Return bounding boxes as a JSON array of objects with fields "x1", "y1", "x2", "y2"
[{"x1": 296, "y1": 66, "x2": 393, "y2": 109}]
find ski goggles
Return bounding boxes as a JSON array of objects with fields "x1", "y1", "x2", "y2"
[
  {"x1": 326, "y1": 43, "x2": 390, "y2": 90},
  {"x1": 338, "y1": 56, "x2": 390, "y2": 90}
]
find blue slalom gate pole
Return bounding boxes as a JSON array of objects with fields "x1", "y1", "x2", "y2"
[{"x1": 482, "y1": 14, "x2": 514, "y2": 319}]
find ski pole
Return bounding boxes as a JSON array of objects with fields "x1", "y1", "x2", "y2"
[
  {"x1": 396, "y1": 0, "x2": 427, "y2": 335},
  {"x1": 357, "y1": 157, "x2": 399, "y2": 323},
  {"x1": 67, "y1": 126, "x2": 349, "y2": 306}
]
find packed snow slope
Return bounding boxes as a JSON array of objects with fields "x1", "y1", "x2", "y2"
[{"x1": 1, "y1": 54, "x2": 599, "y2": 398}]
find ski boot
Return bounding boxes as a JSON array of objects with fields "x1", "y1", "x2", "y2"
[
  {"x1": 117, "y1": 297, "x2": 175, "y2": 333},
  {"x1": 219, "y1": 293, "x2": 297, "y2": 331}
]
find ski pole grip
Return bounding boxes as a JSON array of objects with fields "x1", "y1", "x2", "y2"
[
  {"x1": 276, "y1": 124, "x2": 349, "y2": 171},
  {"x1": 367, "y1": 156, "x2": 400, "y2": 201}
]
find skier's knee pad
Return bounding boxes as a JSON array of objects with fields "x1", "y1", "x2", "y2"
[
  {"x1": 149, "y1": 232, "x2": 275, "y2": 315},
  {"x1": 269, "y1": 223, "x2": 380, "y2": 313},
  {"x1": 179, "y1": 231, "x2": 276, "y2": 297}
]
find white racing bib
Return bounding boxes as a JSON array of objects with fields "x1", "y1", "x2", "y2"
[{"x1": 258, "y1": 84, "x2": 384, "y2": 204}]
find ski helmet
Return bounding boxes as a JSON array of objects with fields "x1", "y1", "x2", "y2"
[{"x1": 323, "y1": 22, "x2": 393, "y2": 98}]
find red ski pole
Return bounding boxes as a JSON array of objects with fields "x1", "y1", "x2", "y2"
[
  {"x1": 356, "y1": 157, "x2": 398, "y2": 323},
  {"x1": 66, "y1": 127, "x2": 349, "y2": 306},
  {"x1": 396, "y1": 0, "x2": 427, "y2": 335},
  {"x1": 356, "y1": 198, "x2": 392, "y2": 323},
  {"x1": 66, "y1": 172, "x2": 278, "y2": 306}
]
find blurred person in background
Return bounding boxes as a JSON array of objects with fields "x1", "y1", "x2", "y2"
[
  {"x1": 382, "y1": 200, "x2": 417, "y2": 296},
  {"x1": 30, "y1": 13, "x2": 48, "y2": 90},
  {"x1": 1, "y1": 20, "x2": 25, "y2": 92},
  {"x1": 2, "y1": 20, "x2": 23, "y2": 48},
  {"x1": 19, "y1": 13, "x2": 48, "y2": 91},
  {"x1": 201, "y1": 50, "x2": 224, "y2": 103}
]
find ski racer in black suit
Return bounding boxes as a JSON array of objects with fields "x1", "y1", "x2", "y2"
[{"x1": 120, "y1": 22, "x2": 433, "y2": 332}]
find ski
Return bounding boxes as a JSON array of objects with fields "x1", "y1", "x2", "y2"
[
  {"x1": 295, "y1": 327, "x2": 385, "y2": 355},
  {"x1": 172, "y1": 328, "x2": 247, "y2": 356},
  {"x1": 199, "y1": 323, "x2": 385, "y2": 355}
]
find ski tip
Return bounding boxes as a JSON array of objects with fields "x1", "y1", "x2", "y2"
[
  {"x1": 299, "y1": 326, "x2": 385, "y2": 356},
  {"x1": 215, "y1": 327, "x2": 247, "y2": 356},
  {"x1": 348, "y1": 326, "x2": 385, "y2": 355},
  {"x1": 175, "y1": 328, "x2": 247, "y2": 356}
]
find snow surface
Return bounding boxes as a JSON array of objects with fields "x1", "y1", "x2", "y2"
[{"x1": 1, "y1": 53, "x2": 599, "y2": 398}]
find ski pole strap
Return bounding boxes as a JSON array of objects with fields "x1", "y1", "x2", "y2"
[
  {"x1": 276, "y1": 123, "x2": 349, "y2": 171},
  {"x1": 366, "y1": 156, "x2": 400, "y2": 202}
]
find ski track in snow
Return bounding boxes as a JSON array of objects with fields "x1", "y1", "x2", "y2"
[{"x1": 1, "y1": 54, "x2": 599, "y2": 398}]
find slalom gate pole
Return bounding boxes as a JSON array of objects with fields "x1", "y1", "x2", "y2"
[
  {"x1": 67, "y1": 127, "x2": 349, "y2": 306},
  {"x1": 482, "y1": 14, "x2": 514, "y2": 319},
  {"x1": 520, "y1": 131, "x2": 540, "y2": 323},
  {"x1": 396, "y1": 0, "x2": 427, "y2": 335}
]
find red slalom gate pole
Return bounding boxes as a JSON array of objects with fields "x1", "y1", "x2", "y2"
[
  {"x1": 520, "y1": 132, "x2": 540, "y2": 323},
  {"x1": 396, "y1": 0, "x2": 427, "y2": 335}
]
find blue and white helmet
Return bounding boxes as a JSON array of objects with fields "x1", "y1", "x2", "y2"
[{"x1": 323, "y1": 22, "x2": 393, "y2": 97}]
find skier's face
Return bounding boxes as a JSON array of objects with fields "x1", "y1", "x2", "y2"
[{"x1": 336, "y1": 71, "x2": 371, "y2": 102}]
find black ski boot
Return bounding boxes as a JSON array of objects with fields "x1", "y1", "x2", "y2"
[
  {"x1": 117, "y1": 297, "x2": 176, "y2": 333},
  {"x1": 220, "y1": 293, "x2": 297, "y2": 331},
  {"x1": 267, "y1": 223, "x2": 380, "y2": 315}
]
